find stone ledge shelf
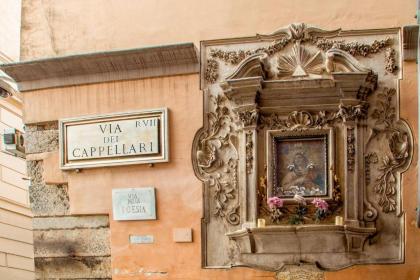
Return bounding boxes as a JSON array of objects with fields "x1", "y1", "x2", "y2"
[
  {"x1": 0, "y1": 43, "x2": 199, "y2": 92},
  {"x1": 227, "y1": 225, "x2": 376, "y2": 271}
]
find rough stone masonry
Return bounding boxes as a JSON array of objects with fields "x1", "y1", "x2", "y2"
[{"x1": 26, "y1": 122, "x2": 111, "y2": 280}]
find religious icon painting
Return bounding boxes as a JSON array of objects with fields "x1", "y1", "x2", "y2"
[{"x1": 266, "y1": 129, "x2": 335, "y2": 201}]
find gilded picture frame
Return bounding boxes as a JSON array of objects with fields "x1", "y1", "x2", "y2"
[{"x1": 266, "y1": 128, "x2": 335, "y2": 202}]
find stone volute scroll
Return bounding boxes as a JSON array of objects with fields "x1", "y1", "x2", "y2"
[{"x1": 192, "y1": 23, "x2": 413, "y2": 271}]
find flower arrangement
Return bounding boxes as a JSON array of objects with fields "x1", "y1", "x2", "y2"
[
  {"x1": 312, "y1": 198, "x2": 328, "y2": 222},
  {"x1": 266, "y1": 195, "x2": 329, "y2": 225},
  {"x1": 267, "y1": 197, "x2": 284, "y2": 223},
  {"x1": 268, "y1": 197, "x2": 284, "y2": 208},
  {"x1": 289, "y1": 194, "x2": 308, "y2": 225}
]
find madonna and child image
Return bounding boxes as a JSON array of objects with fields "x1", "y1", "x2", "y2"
[{"x1": 275, "y1": 136, "x2": 327, "y2": 197}]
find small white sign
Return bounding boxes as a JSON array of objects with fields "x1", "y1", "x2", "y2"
[
  {"x1": 130, "y1": 235, "x2": 154, "y2": 244},
  {"x1": 112, "y1": 187, "x2": 156, "y2": 221}
]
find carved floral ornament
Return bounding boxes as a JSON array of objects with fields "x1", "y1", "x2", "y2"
[
  {"x1": 194, "y1": 23, "x2": 412, "y2": 270},
  {"x1": 195, "y1": 95, "x2": 240, "y2": 225}
]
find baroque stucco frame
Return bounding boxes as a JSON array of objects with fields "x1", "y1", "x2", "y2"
[{"x1": 192, "y1": 23, "x2": 413, "y2": 271}]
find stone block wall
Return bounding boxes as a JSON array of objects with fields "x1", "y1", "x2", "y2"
[{"x1": 26, "y1": 122, "x2": 111, "y2": 280}]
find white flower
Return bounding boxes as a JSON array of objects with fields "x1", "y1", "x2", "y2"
[{"x1": 293, "y1": 194, "x2": 306, "y2": 205}]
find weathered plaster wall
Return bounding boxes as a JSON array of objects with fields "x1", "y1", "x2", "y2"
[
  {"x1": 21, "y1": 0, "x2": 415, "y2": 60},
  {"x1": 20, "y1": 0, "x2": 419, "y2": 279},
  {"x1": 0, "y1": 0, "x2": 21, "y2": 61}
]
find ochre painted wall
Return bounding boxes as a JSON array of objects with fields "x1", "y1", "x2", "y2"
[
  {"x1": 20, "y1": 0, "x2": 419, "y2": 279},
  {"x1": 21, "y1": 0, "x2": 416, "y2": 61},
  {"x1": 23, "y1": 68, "x2": 419, "y2": 279},
  {"x1": 24, "y1": 74, "x2": 276, "y2": 279}
]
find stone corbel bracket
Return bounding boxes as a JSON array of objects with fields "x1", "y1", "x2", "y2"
[{"x1": 227, "y1": 225, "x2": 376, "y2": 271}]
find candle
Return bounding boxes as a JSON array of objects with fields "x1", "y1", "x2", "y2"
[
  {"x1": 257, "y1": 218, "x2": 266, "y2": 228},
  {"x1": 335, "y1": 216, "x2": 343, "y2": 226}
]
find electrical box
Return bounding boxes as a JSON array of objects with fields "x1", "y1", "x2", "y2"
[{"x1": 3, "y1": 128, "x2": 25, "y2": 158}]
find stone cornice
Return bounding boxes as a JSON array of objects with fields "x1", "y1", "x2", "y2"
[{"x1": 0, "y1": 43, "x2": 199, "y2": 92}]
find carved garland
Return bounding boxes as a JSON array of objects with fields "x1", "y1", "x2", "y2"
[
  {"x1": 314, "y1": 37, "x2": 392, "y2": 57},
  {"x1": 209, "y1": 37, "x2": 289, "y2": 65},
  {"x1": 385, "y1": 48, "x2": 398, "y2": 74},
  {"x1": 210, "y1": 30, "x2": 391, "y2": 66},
  {"x1": 347, "y1": 127, "x2": 355, "y2": 172},
  {"x1": 204, "y1": 59, "x2": 219, "y2": 83},
  {"x1": 259, "y1": 105, "x2": 368, "y2": 131},
  {"x1": 245, "y1": 131, "x2": 253, "y2": 174}
]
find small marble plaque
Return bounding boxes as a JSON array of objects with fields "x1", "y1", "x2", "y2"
[
  {"x1": 130, "y1": 235, "x2": 154, "y2": 244},
  {"x1": 173, "y1": 228, "x2": 192, "y2": 243},
  {"x1": 112, "y1": 187, "x2": 156, "y2": 221}
]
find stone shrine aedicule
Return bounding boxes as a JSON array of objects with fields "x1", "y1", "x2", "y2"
[{"x1": 192, "y1": 23, "x2": 413, "y2": 270}]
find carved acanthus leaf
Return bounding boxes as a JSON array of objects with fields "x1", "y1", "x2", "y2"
[
  {"x1": 238, "y1": 108, "x2": 259, "y2": 127},
  {"x1": 371, "y1": 88, "x2": 396, "y2": 129},
  {"x1": 333, "y1": 102, "x2": 369, "y2": 122},
  {"x1": 374, "y1": 131, "x2": 409, "y2": 213},
  {"x1": 195, "y1": 95, "x2": 240, "y2": 225},
  {"x1": 371, "y1": 88, "x2": 411, "y2": 213}
]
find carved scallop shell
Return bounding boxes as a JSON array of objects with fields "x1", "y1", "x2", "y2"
[
  {"x1": 277, "y1": 42, "x2": 323, "y2": 78},
  {"x1": 286, "y1": 111, "x2": 314, "y2": 129}
]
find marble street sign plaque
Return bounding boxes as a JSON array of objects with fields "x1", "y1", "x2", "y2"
[
  {"x1": 59, "y1": 108, "x2": 168, "y2": 169},
  {"x1": 112, "y1": 187, "x2": 156, "y2": 221}
]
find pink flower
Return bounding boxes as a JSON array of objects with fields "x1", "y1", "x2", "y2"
[
  {"x1": 268, "y1": 197, "x2": 284, "y2": 209},
  {"x1": 312, "y1": 198, "x2": 328, "y2": 210}
]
